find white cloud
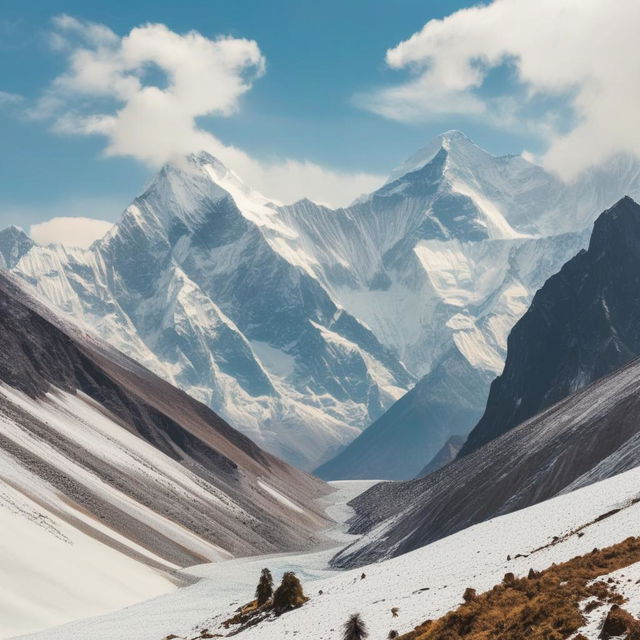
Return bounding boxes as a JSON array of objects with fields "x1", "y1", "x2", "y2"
[
  {"x1": 31, "y1": 16, "x2": 382, "y2": 206},
  {"x1": 360, "y1": 0, "x2": 640, "y2": 180},
  {"x1": 30, "y1": 216, "x2": 113, "y2": 248},
  {"x1": 1, "y1": 195, "x2": 123, "y2": 248},
  {"x1": 41, "y1": 15, "x2": 265, "y2": 165},
  {"x1": 192, "y1": 140, "x2": 383, "y2": 206}
]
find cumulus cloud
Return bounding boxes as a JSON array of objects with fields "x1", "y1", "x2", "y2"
[
  {"x1": 43, "y1": 15, "x2": 265, "y2": 163},
  {"x1": 31, "y1": 16, "x2": 382, "y2": 205},
  {"x1": 30, "y1": 216, "x2": 113, "y2": 248},
  {"x1": 1, "y1": 195, "x2": 123, "y2": 248},
  {"x1": 360, "y1": 0, "x2": 640, "y2": 180}
]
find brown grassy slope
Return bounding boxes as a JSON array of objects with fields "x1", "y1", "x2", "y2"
[{"x1": 399, "y1": 536, "x2": 640, "y2": 640}]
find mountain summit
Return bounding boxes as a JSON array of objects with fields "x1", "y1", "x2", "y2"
[{"x1": 385, "y1": 130, "x2": 483, "y2": 183}]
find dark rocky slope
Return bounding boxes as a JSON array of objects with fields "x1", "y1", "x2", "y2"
[
  {"x1": 334, "y1": 353, "x2": 640, "y2": 568},
  {"x1": 315, "y1": 349, "x2": 492, "y2": 481},
  {"x1": 461, "y1": 196, "x2": 640, "y2": 456}
]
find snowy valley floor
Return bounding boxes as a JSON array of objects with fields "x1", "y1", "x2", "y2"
[
  {"x1": 14, "y1": 469, "x2": 640, "y2": 640},
  {"x1": 11, "y1": 480, "x2": 378, "y2": 640}
]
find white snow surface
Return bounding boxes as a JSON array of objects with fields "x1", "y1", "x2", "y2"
[
  {"x1": 0, "y1": 482, "x2": 175, "y2": 639},
  {"x1": 13, "y1": 480, "x2": 376, "y2": 640},
  {"x1": 18, "y1": 467, "x2": 640, "y2": 640},
  {"x1": 256, "y1": 480, "x2": 305, "y2": 514}
]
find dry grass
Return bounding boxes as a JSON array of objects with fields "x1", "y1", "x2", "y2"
[
  {"x1": 399, "y1": 536, "x2": 640, "y2": 640},
  {"x1": 600, "y1": 604, "x2": 640, "y2": 639},
  {"x1": 221, "y1": 571, "x2": 309, "y2": 634},
  {"x1": 221, "y1": 600, "x2": 263, "y2": 629}
]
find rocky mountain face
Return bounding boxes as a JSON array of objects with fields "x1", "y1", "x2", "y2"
[
  {"x1": 334, "y1": 353, "x2": 640, "y2": 568},
  {"x1": 418, "y1": 434, "x2": 467, "y2": 477},
  {"x1": 0, "y1": 270, "x2": 330, "y2": 576},
  {"x1": 7, "y1": 133, "x2": 640, "y2": 474},
  {"x1": 316, "y1": 348, "x2": 493, "y2": 481},
  {"x1": 332, "y1": 198, "x2": 640, "y2": 567},
  {"x1": 460, "y1": 196, "x2": 640, "y2": 456}
]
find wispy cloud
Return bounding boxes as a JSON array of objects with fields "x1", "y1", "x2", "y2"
[
  {"x1": 0, "y1": 90, "x2": 23, "y2": 106},
  {"x1": 30, "y1": 216, "x2": 113, "y2": 248}
]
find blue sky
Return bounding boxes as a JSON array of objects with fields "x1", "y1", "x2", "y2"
[
  {"x1": 1, "y1": 0, "x2": 635, "y2": 241},
  {"x1": 0, "y1": 0, "x2": 541, "y2": 232}
]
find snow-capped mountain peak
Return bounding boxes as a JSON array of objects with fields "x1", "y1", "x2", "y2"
[
  {"x1": 134, "y1": 155, "x2": 240, "y2": 229},
  {"x1": 9, "y1": 133, "x2": 640, "y2": 476},
  {"x1": 385, "y1": 130, "x2": 485, "y2": 183},
  {"x1": 9, "y1": 144, "x2": 416, "y2": 469},
  {"x1": 0, "y1": 225, "x2": 33, "y2": 268},
  {"x1": 188, "y1": 150, "x2": 278, "y2": 208},
  {"x1": 371, "y1": 132, "x2": 527, "y2": 242}
]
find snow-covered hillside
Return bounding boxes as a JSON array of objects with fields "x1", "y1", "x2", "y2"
[
  {"x1": 17, "y1": 461, "x2": 640, "y2": 640},
  {"x1": 7, "y1": 131, "x2": 640, "y2": 475},
  {"x1": 335, "y1": 345, "x2": 640, "y2": 569},
  {"x1": 0, "y1": 444, "x2": 181, "y2": 637},
  {"x1": 0, "y1": 271, "x2": 331, "y2": 638}
]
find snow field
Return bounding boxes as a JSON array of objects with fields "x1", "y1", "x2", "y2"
[{"x1": 19, "y1": 468, "x2": 640, "y2": 640}]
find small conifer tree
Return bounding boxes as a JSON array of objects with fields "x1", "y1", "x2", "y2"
[
  {"x1": 272, "y1": 571, "x2": 307, "y2": 614},
  {"x1": 343, "y1": 613, "x2": 369, "y2": 640},
  {"x1": 255, "y1": 568, "x2": 273, "y2": 606}
]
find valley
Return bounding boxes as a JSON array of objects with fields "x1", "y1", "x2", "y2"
[
  {"x1": 14, "y1": 461, "x2": 640, "y2": 640},
  {"x1": 9, "y1": 480, "x2": 377, "y2": 640},
  {"x1": 5, "y1": 145, "x2": 640, "y2": 640}
]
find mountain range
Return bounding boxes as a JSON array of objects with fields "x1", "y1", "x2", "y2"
[
  {"x1": 9, "y1": 191, "x2": 640, "y2": 640},
  {"x1": 8, "y1": 133, "x2": 640, "y2": 639},
  {"x1": 5, "y1": 131, "x2": 640, "y2": 476}
]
